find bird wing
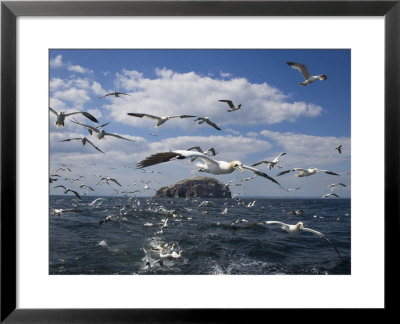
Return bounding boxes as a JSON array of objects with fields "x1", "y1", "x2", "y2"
[
  {"x1": 301, "y1": 227, "x2": 342, "y2": 258},
  {"x1": 54, "y1": 185, "x2": 67, "y2": 190},
  {"x1": 338, "y1": 183, "x2": 347, "y2": 187},
  {"x1": 117, "y1": 92, "x2": 130, "y2": 96},
  {"x1": 318, "y1": 170, "x2": 340, "y2": 176},
  {"x1": 242, "y1": 165, "x2": 281, "y2": 185},
  {"x1": 287, "y1": 62, "x2": 311, "y2": 80},
  {"x1": 85, "y1": 138, "x2": 105, "y2": 154},
  {"x1": 127, "y1": 113, "x2": 161, "y2": 121},
  {"x1": 66, "y1": 189, "x2": 81, "y2": 199},
  {"x1": 273, "y1": 152, "x2": 287, "y2": 162},
  {"x1": 58, "y1": 138, "x2": 82, "y2": 142},
  {"x1": 49, "y1": 107, "x2": 58, "y2": 116},
  {"x1": 205, "y1": 119, "x2": 221, "y2": 130},
  {"x1": 179, "y1": 115, "x2": 197, "y2": 119},
  {"x1": 207, "y1": 148, "x2": 217, "y2": 156},
  {"x1": 104, "y1": 132, "x2": 136, "y2": 142},
  {"x1": 251, "y1": 161, "x2": 271, "y2": 167},
  {"x1": 264, "y1": 221, "x2": 289, "y2": 230},
  {"x1": 136, "y1": 151, "x2": 182, "y2": 168},
  {"x1": 99, "y1": 93, "x2": 113, "y2": 99},
  {"x1": 71, "y1": 120, "x2": 99, "y2": 133},
  {"x1": 276, "y1": 169, "x2": 296, "y2": 176},
  {"x1": 63, "y1": 111, "x2": 99, "y2": 123},
  {"x1": 187, "y1": 146, "x2": 203, "y2": 153},
  {"x1": 110, "y1": 178, "x2": 122, "y2": 186},
  {"x1": 219, "y1": 100, "x2": 235, "y2": 109}
]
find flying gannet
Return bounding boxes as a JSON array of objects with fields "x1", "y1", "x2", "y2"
[
  {"x1": 80, "y1": 183, "x2": 95, "y2": 191},
  {"x1": 287, "y1": 62, "x2": 327, "y2": 86},
  {"x1": 54, "y1": 185, "x2": 81, "y2": 199},
  {"x1": 329, "y1": 183, "x2": 347, "y2": 191},
  {"x1": 218, "y1": 99, "x2": 242, "y2": 112},
  {"x1": 127, "y1": 113, "x2": 196, "y2": 128},
  {"x1": 322, "y1": 193, "x2": 340, "y2": 198},
  {"x1": 87, "y1": 122, "x2": 111, "y2": 135},
  {"x1": 194, "y1": 117, "x2": 221, "y2": 131},
  {"x1": 262, "y1": 221, "x2": 341, "y2": 257},
  {"x1": 277, "y1": 168, "x2": 340, "y2": 177},
  {"x1": 49, "y1": 107, "x2": 98, "y2": 127},
  {"x1": 187, "y1": 146, "x2": 218, "y2": 162},
  {"x1": 335, "y1": 145, "x2": 343, "y2": 154},
  {"x1": 71, "y1": 120, "x2": 135, "y2": 142},
  {"x1": 99, "y1": 91, "x2": 131, "y2": 99},
  {"x1": 58, "y1": 136, "x2": 105, "y2": 154},
  {"x1": 96, "y1": 177, "x2": 122, "y2": 187},
  {"x1": 252, "y1": 152, "x2": 287, "y2": 170},
  {"x1": 136, "y1": 150, "x2": 281, "y2": 185}
]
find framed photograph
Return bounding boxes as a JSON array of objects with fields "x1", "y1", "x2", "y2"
[{"x1": 1, "y1": 0, "x2": 398, "y2": 322}]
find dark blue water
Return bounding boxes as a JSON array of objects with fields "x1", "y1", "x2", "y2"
[{"x1": 49, "y1": 196, "x2": 351, "y2": 275}]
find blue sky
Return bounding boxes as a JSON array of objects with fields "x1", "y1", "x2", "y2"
[{"x1": 49, "y1": 49, "x2": 350, "y2": 198}]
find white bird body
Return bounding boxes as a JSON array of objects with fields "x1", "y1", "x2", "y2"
[
  {"x1": 49, "y1": 107, "x2": 98, "y2": 127},
  {"x1": 287, "y1": 62, "x2": 327, "y2": 86},
  {"x1": 277, "y1": 167, "x2": 339, "y2": 177},
  {"x1": 159, "y1": 250, "x2": 183, "y2": 259},
  {"x1": 263, "y1": 221, "x2": 341, "y2": 257},
  {"x1": 127, "y1": 113, "x2": 196, "y2": 127},
  {"x1": 219, "y1": 99, "x2": 242, "y2": 112},
  {"x1": 252, "y1": 152, "x2": 286, "y2": 170},
  {"x1": 136, "y1": 149, "x2": 281, "y2": 185},
  {"x1": 71, "y1": 120, "x2": 135, "y2": 142}
]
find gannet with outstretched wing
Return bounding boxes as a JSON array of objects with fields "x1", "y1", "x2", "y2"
[
  {"x1": 71, "y1": 120, "x2": 135, "y2": 142},
  {"x1": 127, "y1": 113, "x2": 196, "y2": 127},
  {"x1": 58, "y1": 137, "x2": 105, "y2": 154},
  {"x1": 263, "y1": 221, "x2": 341, "y2": 257},
  {"x1": 99, "y1": 91, "x2": 131, "y2": 99},
  {"x1": 277, "y1": 168, "x2": 339, "y2": 177},
  {"x1": 54, "y1": 185, "x2": 81, "y2": 199},
  {"x1": 218, "y1": 99, "x2": 241, "y2": 112},
  {"x1": 252, "y1": 152, "x2": 287, "y2": 170},
  {"x1": 49, "y1": 107, "x2": 98, "y2": 127},
  {"x1": 136, "y1": 150, "x2": 280, "y2": 185},
  {"x1": 194, "y1": 117, "x2": 221, "y2": 131},
  {"x1": 287, "y1": 62, "x2": 327, "y2": 86}
]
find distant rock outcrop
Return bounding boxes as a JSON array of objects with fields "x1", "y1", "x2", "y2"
[{"x1": 155, "y1": 176, "x2": 231, "y2": 198}]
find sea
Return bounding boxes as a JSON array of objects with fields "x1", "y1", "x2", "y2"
[{"x1": 49, "y1": 195, "x2": 351, "y2": 275}]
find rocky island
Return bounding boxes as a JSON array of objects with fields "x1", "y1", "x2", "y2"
[{"x1": 155, "y1": 176, "x2": 231, "y2": 198}]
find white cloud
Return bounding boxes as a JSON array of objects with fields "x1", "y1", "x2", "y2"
[
  {"x1": 259, "y1": 129, "x2": 350, "y2": 167},
  {"x1": 50, "y1": 55, "x2": 63, "y2": 68},
  {"x1": 106, "y1": 68, "x2": 323, "y2": 129},
  {"x1": 52, "y1": 88, "x2": 90, "y2": 108},
  {"x1": 220, "y1": 72, "x2": 233, "y2": 78},
  {"x1": 67, "y1": 64, "x2": 93, "y2": 74}
]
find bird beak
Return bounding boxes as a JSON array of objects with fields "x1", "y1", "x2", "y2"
[{"x1": 235, "y1": 165, "x2": 244, "y2": 173}]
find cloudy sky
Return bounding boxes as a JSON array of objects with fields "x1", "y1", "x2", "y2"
[{"x1": 49, "y1": 49, "x2": 350, "y2": 198}]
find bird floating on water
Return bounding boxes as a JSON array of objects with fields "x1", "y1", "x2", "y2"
[
  {"x1": 287, "y1": 62, "x2": 327, "y2": 86},
  {"x1": 194, "y1": 117, "x2": 221, "y2": 131},
  {"x1": 49, "y1": 107, "x2": 98, "y2": 127},
  {"x1": 262, "y1": 221, "x2": 341, "y2": 257},
  {"x1": 287, "y1": 209, "x2": 303, "y2": 215},
  {"x1": 218, "y1": 99, "x2": 242, "y2": 112},
  {"x1": 99, "y1": 91, "x2": 131, "y2": 99},
  {"x1": 51, "y1": 208, "x2": 82, "y2": 217},
  {"x1": 127, "y1": 113, "x2": 196, "y2": 128},
  {"x1": 71, "y1": 120, "x2": 135, "y2": 142},
  {"x1": 252, "y1": 152, "x2": 287, "y2": 170},
  {"x1": 58, "y1": 136, "x2": 105, "y2": 154},
  {"x1": 277, "y1": 168, "x2": 339, "y2": 177},
  {"x1": 136, "y1": 150, "x2": 280, "y2": 185}
]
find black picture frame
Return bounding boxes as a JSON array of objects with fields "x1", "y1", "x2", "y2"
[{"x1": 1, "y1": 1, "x2": 398, "y2": 322}]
